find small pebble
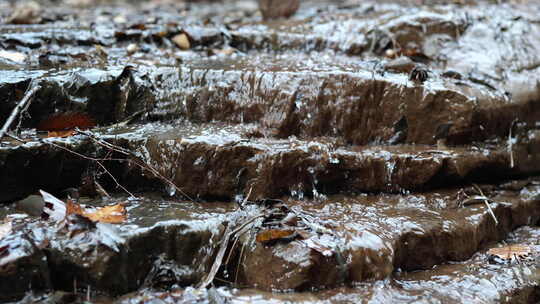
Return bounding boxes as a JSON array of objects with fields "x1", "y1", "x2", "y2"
[
  {"x1": 126, "y1": 43, "x2": 139, "y2": 55},
  {"x1": 172, "y1": 33, "x2": 191, "y2": 50}
]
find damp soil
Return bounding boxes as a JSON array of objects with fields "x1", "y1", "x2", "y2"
[{"x1": 1, "y1": 0, "x2": 540, "y2": 303}]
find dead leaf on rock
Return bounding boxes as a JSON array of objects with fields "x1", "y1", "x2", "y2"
[
  {"x1": 46, "y1": 130, "x2": 77, "y2": 138},
  {"x1": 65, "y1": 199, "x2": 84, "y2": 216},
  {"x1": 40, "y1": 190, "x2": 126, "y2": 224},
  {"x1": 82, "y1": 204, "x2": 126, "y2": 224},
  {"x1": 0, "y1": 220, "x2": 12, "y2": 241},
  {"x1": 256, "y1": 229, "x2": 296, "y2": 244},
  {"x1": 487, "y1": 244, "x2": 533, "y2": 260},
  {"x1": 37, "y1": 112, "x2": 95, "y2": 131},
  {"x1": 67, "y1": 199, "x2": 126, "y2": 224},
  {"x1": 40, "y1": 190, "x2": 67, "y2": 222}
]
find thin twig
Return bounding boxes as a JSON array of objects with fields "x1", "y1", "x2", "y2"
[
  {"x1": 45, "y1": 141, "x2": 124, "y2": 162},
  {"x1": 235, "y1": 233, "x2": 249, "y2": 285},
  {"x1": 198, "y1": 214, "x2": 264, "y2": 289},
  {"x1": 198, "y1": 223, "x2": 232, "y2": 289},
  {"x1": 95, "y1": 159, "x2": 136, "y2": 198},
  {"x1": 508, "y1": 119, "x2": 518, "y2": 169},
  {"x1": 46, "y1": 141, "x2": 136, "y2": 198},
  {"x1": 472, "y1": 184, "x2": 499, "y2": 225},
  {"x1": 0, "y1": 84, "x2": 41, "y2": 142},
  {"x1": 76, "y1": 130, "x2": 194, "y2": 201}
]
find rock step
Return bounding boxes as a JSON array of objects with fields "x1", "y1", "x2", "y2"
[
  {"x1": 0, "y1": 65, "x2": 153, "y2": 129},
  {"x1": 0, "y1": 196, "x2": 234, "y2": 302},
  {"x1": 230, "y1": 181, "x2": 540, "y2": 290},
  {"x1": 3, "y1": 56, "x2": 540, "y2": 148},
  {"x1": 119, "y1": 225, "x2": 539, "y2": 304},
  {"x1": 2, "y1": 57, "x2": 539, "y2": 148},
  {"x1": 131, "y1": 122, "x2": 540, "y2": 200},
  {"x1": 151, "y1": 53, "x2": 540, "y2": 146},
  {"x1": 2, "y1": 181, "x2": 538, "y2": 301},
  {"x1": 230, "y1": 3, "x2": 467, "y2": 56},
  {"x1": 2, "y1": 1, "x2": 540, "y2": 147},
  {"x1": 2, "y1": 121, "x2": 540, "y2": 202}
]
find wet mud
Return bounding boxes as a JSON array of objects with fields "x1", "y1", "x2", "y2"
[{"x1": 1, "y1": 0, "x2": 540, "y2": 303}]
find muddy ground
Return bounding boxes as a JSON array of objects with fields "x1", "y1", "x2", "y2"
[{"x1": 0, "y1": 0, "x2": 540, "y2": 303}]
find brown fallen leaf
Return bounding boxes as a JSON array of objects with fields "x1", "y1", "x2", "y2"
[
  {"x1": 67, "y1": 199, "x2": 126, "y2": 224},
  {"x1": 65, "y1": 199, "x2": 84, "y2": 216},
  {"x1": 41, "y1": 190, "x2": 126, "y2": 224},
  {"x1": 81, "y1": 204, "x2": 126, "y2": 224},
  {"x1": 256, "y1": 229, "x2": 296, "y2": 244},
  {"x1": 487, "y1": 244, "x2": 533, "y2": 260},
  {"x1": 37, "y1": 112, "x2": 95, "y2": 131},
  {"x1": 46, "y1": 130, "x2": 77, "y2": 138}
]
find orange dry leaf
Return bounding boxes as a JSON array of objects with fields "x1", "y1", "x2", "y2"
[
  {"x1": 256, "y1": 229, "x2": 296, "y2": 243},
  {"x1": 37, "y1": 112, "x2": 95, "y2": 131},
  {"x1": 487, "y1": 245, "x2": 533, "y2": 260},
  {"x1": 67, "y1": 200, "x2": 126, "y2": 224},
  {"x1": 66, "y1": 199, "x2": 85, "y2": 216},
  {"x1": 46, "y1": 130, "x2": 77, "y2": 138},
  {"x1": 82, "y1": 204, "x2": 126, "y2": 224}
]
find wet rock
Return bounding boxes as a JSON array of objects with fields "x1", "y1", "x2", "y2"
[
  {"x1": 148, "y1": 54, "x2": 537, "y2": 146},
  {"x1": 0, "y1": 66, "x2": 154, "y2": 130},
  {"x1": 384, "y1": 56, "x2": 416, "y2": 74},
  {"x1": 0, "y1": 219, "x2": 50, "y2": 302},
  {"x1": 7, "y1": 1, "x2": 42, "y2": 25},
  {"x1": 171, "y1": 33, "x2": 191, "y2": 50},
  {"x1": 234, "y1": 180, "x2": 540, "y2": 291},
  {"x1": 116, "y1": 225, "x2": 540, "y2": 303},
  {"x1": 15, "y1": 195, "x2": 45, "y2": 217},
  {"x1": 258, "y1": 0, "x2": 300, "y2": 20},
  {"x1": 0, "y1": 196, "x2": 232, "y2": 298},
  {"x1": 3, "y1": 120, "x2": 528, "y2": 202},
  {"x1": 2, "y1": 0, "x2": 540, "y2": 301},
  {"x1": 133, "y1": 122, "x2": 540, "y2": 200},
  {"x1": 0, "y1": 136, "x2": 96, "y2": 202}
]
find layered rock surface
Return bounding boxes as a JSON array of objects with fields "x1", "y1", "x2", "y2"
[{"x1": 1, "y1": 0, "x2": 540, "y2": 303}]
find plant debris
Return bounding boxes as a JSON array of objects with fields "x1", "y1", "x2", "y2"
[
  {"x1": 487, "y1": 244, "x2": 535, "y2": 264},
  {"x1": 0, "y1": 220, "x2": 11, "y2": 241},
  {"x1": 256, "y1": 229, "x2": 297, "y2": 244},
  {"x1": 37, "y1": 112, "x2": 96, "y2": 132},
  {"x1": 46, "y1": 130, "x2": 77, "y2": 138},
  {"x1": 489, "y1": 245, "x2": 532, "y2": 259},
  {"x1": 0, "y1": 219, "x2": 12, "y2": 261},
  {"x1": 40, "y1": 190, "x2": 126, "y2": 224},
  {"x1": 67, "y1": 200, "x2": 127, "y2": 224}
]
